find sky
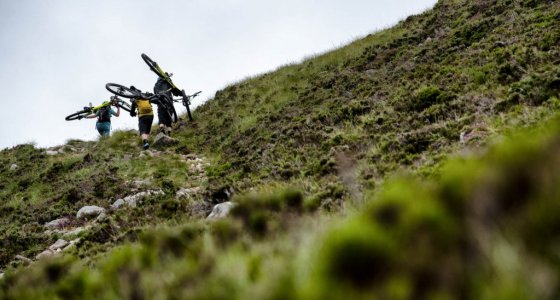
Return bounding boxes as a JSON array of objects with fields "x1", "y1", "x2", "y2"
[{"x1": 0, "y1": 0, "x2": 437, "y2": 149}]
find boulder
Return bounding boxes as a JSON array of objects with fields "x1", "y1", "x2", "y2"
[
  {"x1": 0, "y1": 273, "x2": 4, "y2": 279},
  {"x1": 76, "y1": 206, "x2": 105, "y2": 219},
  {"x1": 48, "y1": 239, "x2": 69, "y2": 251},
  {"x1": 36, "y1": 249, "x2": 58, "y2": 260},
  {"x1": 153, "y1": 133, "x2": 179, "y2": 148},
  {"x1": 62, "y1": 238, "x2": 81, "y2": 252},
  {"x1": 44, "y1": 217, "x2": 70, "y2": 229},
  {"x1": 45, "y1": 150, "x2": 58, "y2": 156},
  {"x1": 207, "y1": 202, "x2": 236, "y2": 220},
  {"x1": 15, "y1": 255, "x2": 32, "y2": 264},
  {"x1": 9, "y1": 164, "x2": 18, "y2": 171}
]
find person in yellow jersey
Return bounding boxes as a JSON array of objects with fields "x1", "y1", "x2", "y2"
[{"x1": 129, "y1": 86, "x2": 154, "y2": 150}]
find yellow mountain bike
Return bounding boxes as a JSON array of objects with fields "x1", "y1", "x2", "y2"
[
  {"x1": 65, "y1": 96, "x2": 131, "y2": 121},
  {"x1": 141, "y1": 53, "x2": 198, "y2": 121}
]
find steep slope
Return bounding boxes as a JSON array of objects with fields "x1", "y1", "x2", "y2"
[
  {"x1": 1, "y1": 0, "x2": 560, "y2": 299},
  {"x1": 179, "y1": 0, "x2": 560, "y2": 200}
]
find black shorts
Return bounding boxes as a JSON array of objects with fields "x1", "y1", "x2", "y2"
[
  {"x1": 138, "y1": 115, "x2": 154, "y2": 135},
  {"x1": 157, "y1": 105, "x2": 172, "y2": 127}
]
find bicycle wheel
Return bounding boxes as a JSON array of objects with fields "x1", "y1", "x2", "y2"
[
  {"x1": 141, "y1": 53, "x2": 165, "y2": 78},
  {"x1": 106, "y1": 83, "x2": 138, "y2": 99},
  {"x1": 117, "y1": 100, "x2": 132, "y2": 112},
  {"x1": 65, "y1": 108, "x2": 91, "y2": 121},
  {"x1": 181, "y1": 90, "x2": 193, "y2": 121},
  {"x1": 160, "y1": 95, "x2": 178, "y2": 123}
]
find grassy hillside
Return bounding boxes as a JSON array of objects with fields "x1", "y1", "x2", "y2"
[{"x1": 1, "y1": 0, "x2": 560, "y2": 298}]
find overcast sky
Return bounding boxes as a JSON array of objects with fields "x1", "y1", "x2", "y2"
[{"x1": 0, "y1": 0, "x2": 436, "y2": 149}]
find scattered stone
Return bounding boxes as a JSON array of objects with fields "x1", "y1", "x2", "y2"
[
  {"x1": 62, "y1": 227, "x2": 88, "y2": 239},
  {"x1": 15, "y1": 255, "x2": 32, "y2": 264},
  {"x1": 95, "y1": 212, "x2": 108, "y2": 222},
  {"x1": 36, "y1": 249, "x2": 58, "y2": 260},
  {"x1": 9, "y1": 164, "x2": 18, "y2": 171},
  {"x1": 44, "y1": 217, "x2": 70, "y2": 229},
  {"x1": 207, "y1": 202, "x2": 236, "y2": 220},
  {"x1": 45, "y1": 150, "x2": 58, "y2": 156},
  {"x1": 152, "y1": 133, "x2": 179, "y2": 148},
  {"x1": 123, "y1": 154, "x2": 132, "y2": 161},
  {"x1": 176, "y1": 187, "x2": 202, "y2": 198},
  {"x1": 132, "y1": 179, "x2": 151, "y2": 188},
  {"x1": 111, "y1": 190, "x2": 164, "y2": 209},
  {"x1": 184, "y1": 154, "x2": 198, "y2": 160},
  {"x1": 62, "y1": 238, "x2": 81, "y2": 252},
  {"x1": 48, "y1": 239, "x2": 69, "y2": 251},
  {"x1": 76, "y1": 206, "x2": 105, "y2": 219}
]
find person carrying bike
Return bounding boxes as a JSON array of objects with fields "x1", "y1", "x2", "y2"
[
  {"x1": 129, "y1": 86, "x2": 154, "y2": 150},
  {"x1": 86, "y1": 97, "x2": 121, "y2": 137},
  {"x1": 153, "y1": 73, "x2": 181, "y2": 136}
]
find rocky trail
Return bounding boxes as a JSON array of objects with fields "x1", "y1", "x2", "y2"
[{"x1": 1, "y1": 139, "x2": 236, "y2": 277}]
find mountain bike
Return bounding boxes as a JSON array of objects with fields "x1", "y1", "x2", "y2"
[
  {"x1": 141, "y1": 53, "x2": 198, "y2": 121},
  {"x1": 105, "y1": 83, "x2": 178, "y2": 123},
  {"x1": 65, "y1": 97, "x2": 131, "y2": 121}
]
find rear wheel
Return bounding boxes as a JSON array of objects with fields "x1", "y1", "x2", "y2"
[
  {"x1": 65, "y1": 108, "x2": 91, "y2": 121},
  {"x1": 116, "y1": 100, "x2": 132, "y2": 112},
  {"x1": 141, "y1": 53, "x2": 165, "y2": 79},
  {"x1": 106, "y1": 83, "x2": 139, "y2": 99}
]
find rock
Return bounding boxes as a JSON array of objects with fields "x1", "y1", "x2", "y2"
[
  {"x1": 36, "y1": 249, "x2": 58, "y2": 260},
  {"x1": 111, "y1": 190, "x2": 164, "y2": 209},
  {"x1": 207, "y1": 202, "x2": 236, "y2": 220},
  {"x1": 9, "y1": 164, "x2": 18, "y2": 171},
  {"x1": 176, "y1": 187, "x2": 202, "y2": 198},
  {"x1": 49, "y1": 239, "x2": 69, "y2": 251},
  {"x1": 62, "y1": 238, "x2": 81, "y2": 252},
  {"x1": 0, "y1": 273, "x2": 3, "y2": 279},
  {"x1": 76, "y1": 206, "x2": 105, "y2": 219},
  {"x1": 61, "y1": 226, "x2": 88, "y2": 239},
  {"x1": 15, "y1": 255, "x2": 32, "y2": 264},
  {"x1": 45, "y1": 150, "x2": 58, "y2": 156},
  {"x1": 95, "y1": 212, "x2": 108, "y2": 222},
  {"x1": 44, "y1": 217, "x2": 70, "y2": 229},
  {"x1": 132, "y1": 179, "x2": 151, "y2": 188},
  {"x1": 153, "y1": 133, "x2": 179, "y2": 148},
  {"x1": 123, "y1": 154, "x2": 132, "y2": 161}
]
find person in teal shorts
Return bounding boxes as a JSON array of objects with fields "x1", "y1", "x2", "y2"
[{"x1": 86, "y1": 97, "x2": 121, "y2": 137}]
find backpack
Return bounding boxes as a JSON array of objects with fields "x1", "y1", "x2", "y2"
[
  {"x1": 98, "y1": 107, "x2": 111, "y2": 123},
  {"x1": 136, "y1": 99, "x2": 153, "y2": 116}
]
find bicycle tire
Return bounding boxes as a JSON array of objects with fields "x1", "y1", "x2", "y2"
[
  {"x1": 65, "y1": 108, "x2": 91, "y2": 121},
  {"x1": 185, "y1": 100, "x2": 193, "y2": 121},
  {"x1": 141, "y1": 53, "x2": 166, "y2": 79},
  {"x1": 159, "y1": 95, "x2": 178, "y2": 123},
  {"x1": 117, "y1": 100, "x2": 132, "y2": 112},
  {"x1": 106, "y1": 83, "x2": 139, "y2": 99}
]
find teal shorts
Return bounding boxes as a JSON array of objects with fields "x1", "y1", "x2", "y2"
[{"x1": 96, "y1": 122, "x2": 111, "y2": 136}]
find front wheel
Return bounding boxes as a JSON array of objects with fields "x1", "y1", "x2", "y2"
[
  {"x1": 106, "y1": 83, "x2": 138, "y2": 99},
  {"x1": 65, "y1": 108, "x2": 91, "y2": 121},
  {"x1": 141, "y1": 53, "x2": 165, "y2": 79}
]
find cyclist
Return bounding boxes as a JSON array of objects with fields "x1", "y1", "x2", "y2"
[
  {"x1": 86, "y1": 97, "x2": 120, "y2": 137},
  {"x1": 129, "y1": 86, "x2": 154, "y2": 150},
  {"x1": 153, "y1": 73, "x2": 181, "y2": 136}
]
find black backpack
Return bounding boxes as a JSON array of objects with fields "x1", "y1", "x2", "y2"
[{"x1": 98, "y1": 107, "x2": 111, "y2": 123}]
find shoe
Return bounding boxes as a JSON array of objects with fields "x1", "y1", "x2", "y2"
[{"x1": 143, "y1": 142, "x2": 150, "y2": 150}]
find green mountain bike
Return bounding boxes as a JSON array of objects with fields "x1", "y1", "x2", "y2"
[
  {"x1": 141, "y1": 53, "x2": 198, "y2": 121},
  {"x1": 105, "y1": 83, "x2": 178, "y2": 123},
  {"x1": 65, "y1": 96, "x2": 131, "y2": 121}
]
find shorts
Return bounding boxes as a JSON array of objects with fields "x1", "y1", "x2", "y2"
[
  {"x1": 96, "y1": 122, "x2": 111, "y2": 136},
  {"x1": 138, "y1": 115, "x2": 154, "y2": 135},
  {"x1": 157, "y1": 98, "x2": 172, "y2": 127}
]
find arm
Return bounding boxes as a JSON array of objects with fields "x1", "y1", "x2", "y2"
[
  {"x1": 130, "y1": 100, "x2": 137, "y2": 117},
  {"x1": 113, "y1": 106, "x2": 121, "y2": 117}
]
